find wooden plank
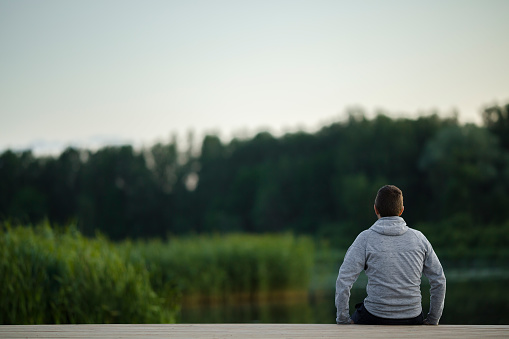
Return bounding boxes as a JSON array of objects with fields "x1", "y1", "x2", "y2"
[{"x1": 0, "y1": 324, "x2": 508, "y2": 339}]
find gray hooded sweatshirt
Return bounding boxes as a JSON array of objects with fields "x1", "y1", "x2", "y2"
[{"x1": 335, "y1": 216, "x2": 446, "y2": 324}]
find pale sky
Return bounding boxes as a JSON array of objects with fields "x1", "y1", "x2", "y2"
[{"x1": 1, "y1": 0, "x2": 508, "y2": 154}]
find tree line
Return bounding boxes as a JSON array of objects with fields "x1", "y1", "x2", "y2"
[{"x1": 1, "y1": 104, "x2": 508, "y2": 249}]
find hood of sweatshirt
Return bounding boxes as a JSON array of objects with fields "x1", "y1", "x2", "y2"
[{"x1": 369, "y1": 216, "x2": 409, "y2": 236}]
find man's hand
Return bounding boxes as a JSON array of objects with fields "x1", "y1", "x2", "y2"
[
  {"x1": 336, "y1": 318, "x2": 355, "y2": 325},
  {"x1": 423, "y1": 318, "x2": 437, "y2": 325}
]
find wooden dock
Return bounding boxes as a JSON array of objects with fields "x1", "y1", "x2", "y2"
[{"x1": 0, "y1": 324, "x2": 508, "y2": 339}]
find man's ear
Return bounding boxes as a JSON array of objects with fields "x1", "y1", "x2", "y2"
[
  {"x1": 374, "y1": 205, "x2": 380, "y2": 217},
  {"x1": 399, "y1": 206, "x2": 404, "y2": 216}
]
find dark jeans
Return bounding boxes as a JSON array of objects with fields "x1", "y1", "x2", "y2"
[{"x1": 351, "y1": 302, "x2": 424, "y2": 325}]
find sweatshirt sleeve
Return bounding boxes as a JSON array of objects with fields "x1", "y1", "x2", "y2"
[
  {"x1": 422, "y1": 239, "x2": 446, "y2": 325},
  {"x1": 335, "y1": 232, "x2": 367, "y2": 324}
]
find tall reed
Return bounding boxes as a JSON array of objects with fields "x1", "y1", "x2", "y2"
[
  {"x1": 1, "y1": 224, "x2": 314, "y2": 324},
  {"x1": 126, "y1": 233, "x2": 314, "y2": 302},
  {"x1": 0, "y1": 223, "x2": 175, "y2": 324}
]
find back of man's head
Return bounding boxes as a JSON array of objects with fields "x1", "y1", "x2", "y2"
[{"x1": 375, "y1": 185, "x2": 404, "y2": 217}]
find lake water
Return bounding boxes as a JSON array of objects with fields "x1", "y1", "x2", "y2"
[{"x1": 179, "y1": 273, "x2": 509, "y2": 324}]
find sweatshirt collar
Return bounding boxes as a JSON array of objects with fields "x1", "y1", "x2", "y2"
[{"x1": 369, "y1": 216, "x2": 409, "y2": 236}]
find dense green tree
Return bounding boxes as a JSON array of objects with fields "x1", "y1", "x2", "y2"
[
  {"x1": 37, "y1": 148, "x2": 82, "y2": 224},
  {"x1": 419, "y1": 124, "x2": 509, "y2": 223},
  {"x1": 1, "y1": 105, "x2": 509, "y2": 250},
  {"x1": 78, "y1": 146, "x2": 161, "y2": 239},
  {"x1": 0, "y1": 151, "x2": 47, "y2": 222},
  {"x1": 483, "y1": 103, "x2": 509, "y2": 150}
]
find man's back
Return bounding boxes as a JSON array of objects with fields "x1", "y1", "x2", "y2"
[{"x1": 335, "y1": 216, "x2": 446, "y2": 324}]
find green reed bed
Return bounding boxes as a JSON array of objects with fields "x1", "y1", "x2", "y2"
[
  {"x1": 126, "y1": 233, "x2": 314, "y2": 303},
  {"x1": 0, "y1": 223, "x2": 175, "y2": 324},
  {"x1": 0, "y1": 224, "x2": 314, "y2": 324}
]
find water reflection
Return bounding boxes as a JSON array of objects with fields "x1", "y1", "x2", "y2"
[{"x1": 179, "y1": 277, "x2": 509, "y2": 324}]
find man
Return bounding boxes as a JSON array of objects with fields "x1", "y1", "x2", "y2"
[{"x1": 335, "y1": 185, "x2": 446, "y2": 325}]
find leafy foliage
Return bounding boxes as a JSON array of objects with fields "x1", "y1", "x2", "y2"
[
  {"x1": 0, "y1": 224, "x2": 313, "y2": 324},
  {"x1": 1, "y1": 106, "x2": 509, "y2": 260},
  {"x1": 0, "y1": 223, "x2": 175, "y2": 324},
  {"x1": 125, "y1": 233, "x2": 313, "y2": 302}
]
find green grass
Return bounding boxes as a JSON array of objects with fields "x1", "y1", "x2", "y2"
[
  {"x1": 0, "y1": 224, "x2": 314, "y2": 324},
  {"x1": 125, "y1": 233, "x2": 314, "y2": 302},
  {"x1": 0, "y1": 223, "x2": 175, "y2": 324}
]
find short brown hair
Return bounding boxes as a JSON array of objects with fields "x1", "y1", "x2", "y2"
[{"x1": 375, "y1": 185, "x2": 403, "y2": 217}]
